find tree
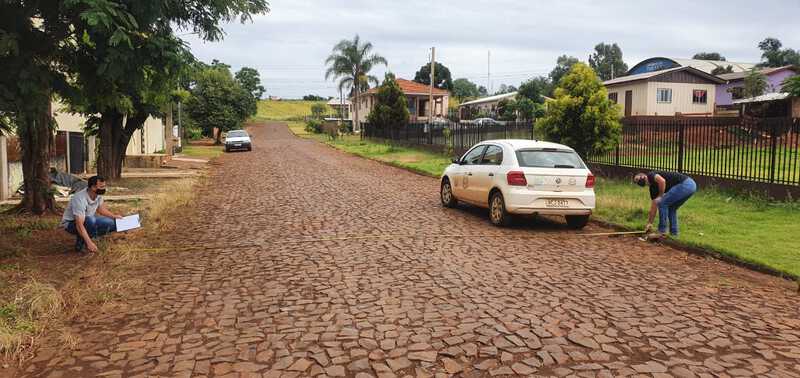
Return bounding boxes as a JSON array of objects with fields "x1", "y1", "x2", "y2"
[
  {"x1": 413, "y1": 62, "x2": 453, "y2": 90},
  {"x1": 0, "y1": 1, "x2": 89, "y2": 213},
  {"x1": 310, "y1": 102, "x2": 328, "y2": 118},
  {"x1": 451, "y1": 78, "x2": 480, "y2": 101},
  {"x1": 235, "y1": 67, "x2": 266, "y2": 100},
  {"x1": 66, "y1": 0, "x2": 269, "y2": 180},
  {"x1": 548, "y1": 55, "x2": 580, "y2": 95},
  {"x1": 477, "y1": 86, "x2": 489, "y2": 96},
  {"x1": 185, "y1": 64, "x2": 253, "y2": 144},
  {"x1": 535, "y1": 63, "x2": 621, "y2": 158},
  {"x1": 325, "y1": 35, "x2": 387, "y2": 132},
  {"x1": 588, "y1": 43, "x2": 628, "y2": 81},
  {"x1": 517, "y1": 77, "x2": 549, "y2": 103},
  {"x1": 782, "y1": 75, "x2": 800, "y2": 97},
  {"x1": 303, "y1": 94, "x2": 326, "y2": 101},
  {"x1": 711, "y1": 65, "x2": 734, "y2": 75},
  {"x1": 692, "y1": 52, "x2": 726, "y2": 61},
  {"x1": 367, "y1": 73, "x2": 409, "y2": 129},
  {"x1": 742, "y1": 68, "x2": 768, "y2": 98},
  {"x1": 495, "y1": 84, "x2": 517, "y2": 95},
  {"x1": 758, "y1": 37, "x2": 800, "y2": 67}
]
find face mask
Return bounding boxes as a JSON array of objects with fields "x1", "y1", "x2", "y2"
[{"x1": 96, "y1": 188, "x2": 107, "y2": 195}]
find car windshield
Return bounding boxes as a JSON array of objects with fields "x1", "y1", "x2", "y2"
[
  {"x1": 227, "y1": 131, "x2": 248, "y2": 138},
  {"x1": 515, "y1": 149, "x2": 585, "y2": 169}
]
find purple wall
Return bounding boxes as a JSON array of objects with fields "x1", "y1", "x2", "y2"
[{"x1": 716, "y1": 69, "x2": 797, "y2": 106}]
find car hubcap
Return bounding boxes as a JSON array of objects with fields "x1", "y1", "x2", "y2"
[
  {"x1": 491, "y1": 197, "x2": 502, "y2": 222},
  {"x1": 442, "y1": 184, "x2": 451, "y2": 203}
]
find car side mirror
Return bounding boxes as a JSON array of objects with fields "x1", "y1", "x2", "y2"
[{"x1": 452, "y1": 158, "x2": 461, "y2": 164}]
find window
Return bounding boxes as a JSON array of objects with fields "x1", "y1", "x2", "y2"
[
  {"x1": 481, "y1": 145, "x2": 503, "y2": 165},
  {"x1": 729, "y1": 86, "x2": 744, "y2": 100},
  {"x1": 461, "y1": 146, "x2": 487, "y2": 165},
  {"x1": 515, "y1": 149, "x2": 586, "y2": 169},
  {"x1": 692, "y1": 89, "x2": 708, "y2": 104},
  {"x1": 608, "y1": 92, "x2": 618, "y2": 104},
  {"x1": 656, "y1": 88, "x2": 672, "y2": 103}
]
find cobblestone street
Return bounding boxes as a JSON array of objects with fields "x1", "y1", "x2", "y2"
[{"x1": 22, "y1": 122, "x2": 800, "y2": 377}]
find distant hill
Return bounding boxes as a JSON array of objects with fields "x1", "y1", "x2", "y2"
[{"x1": 254, "y1": 100, "x2": 328, "y2": 121}]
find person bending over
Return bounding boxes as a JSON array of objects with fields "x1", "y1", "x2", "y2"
[{"x1": 634, "y1": 171, "x2": 697, "y2": 237}]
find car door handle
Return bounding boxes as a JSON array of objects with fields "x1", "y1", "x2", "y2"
[
  {"x1": 488, "y1": 173, "x2": 494, "y2": 177},
  {"x1": 467, "y1": 173, "x2": 473, "y2": 176}
]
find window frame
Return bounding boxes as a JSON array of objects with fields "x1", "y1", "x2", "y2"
[
  {"x1": 480, "y1": 145, "x2": 504, "y2": 166},
  {"x1": 656, "y1": 88, "x2": 673, "y2": 104},
  {"x1": 460, "y1": 145, "x2": 488, "y2": 166},
  {"x1": 608, "y1": 92, "x2": 618, "y2": 104},
  {"x1": 692, "y1": 89, "x2": 708, "y2": 104}
]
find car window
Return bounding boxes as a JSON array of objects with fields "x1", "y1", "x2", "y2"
[
  {"x1": 461, "y1": 146, "x2": 487, "y2": 165},
  {"x1": 515, "y1": 149, "x2": 586, "y2": 169},
  {"x1": 481, "y1": 145, "x2": 503, "y2": 165},
  {"x1": 228, "y1": 131, "x2": 248, "y2": 138}
]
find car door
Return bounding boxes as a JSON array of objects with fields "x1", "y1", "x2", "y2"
[
  {"x1": 469, "y1": 144, "x2": 504, "y2": 206},
  {"x1": 453, "y1": 145, "x2": 487, "y2": 203}
]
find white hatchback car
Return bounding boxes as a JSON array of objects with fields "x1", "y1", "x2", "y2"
[{"x1": 440, "y1": 140, "x2": 596, "y2": 228}]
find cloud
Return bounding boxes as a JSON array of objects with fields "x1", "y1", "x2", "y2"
[{"x1": 181, "y1": 0, "x2": 800, "y2": 98}]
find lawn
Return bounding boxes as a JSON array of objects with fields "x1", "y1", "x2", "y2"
[
  {"x1": 289, "y1": 125, "x2": 800, "y2": 279},
  {"x1": 594, "y1": 178, "x2": 799, "y2": 278},
  {"x1": 253, "y1": 100, "x2": 327, "y2": 122},
  {"x1": 181, "y1": 144, "x2": 224, "y2": 159},
  {"x1": 302, "y1": 132, "x2": 452, "y2": 177}
]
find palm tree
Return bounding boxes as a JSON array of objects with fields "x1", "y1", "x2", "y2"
[{"x1": 325, "y1": 35, "x2": 387, "y2": 132}]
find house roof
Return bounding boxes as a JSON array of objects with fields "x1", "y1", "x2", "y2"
[
  {"x1": 459, "y1": 92, "x2": 518, "y2": 107},
  {"x1": 326, "y1": 98, "x2": 350, "y2": 106},
  {"x1": 604, "y1": 66, "x2": 726, "y2": 86},
  {"x1": 628, "y1": 57, "x2": 756, "y2": 75},
  {"x1": 732, "y1": 92, "x2": 791, "y2": 104},
  {"x1": 717, "y1": 65, "x2": 799, "y2": 82},
  {"x1": 363, "y1": 78, "x2": 449, "y2": 96}
]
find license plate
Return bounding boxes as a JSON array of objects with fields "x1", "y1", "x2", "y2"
[
  {"x1": 545, "y1": 199, "x2": 570, "y2": 208},
  {"x1": 234, "y1": 143, "x2": 242, "y2": 147}
]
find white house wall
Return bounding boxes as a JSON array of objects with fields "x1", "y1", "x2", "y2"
[
  {"x1": 646, "y1": 82, "x2": 716, "y2": 116},
  {"x1": 606, "y1": 82, "x2": 648, "y2": 116}
]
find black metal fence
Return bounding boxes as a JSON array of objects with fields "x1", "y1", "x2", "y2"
[
  {"x1": 362, "y1": 120, "x2": 534, "y2": 155},
  {"x1": 588, "y1": 116, "x2": 800, "y2": 186}
]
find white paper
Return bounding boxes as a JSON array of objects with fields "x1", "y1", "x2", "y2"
[{"x1": 116, "y1": 214, "x2": 141, "y2": 232}]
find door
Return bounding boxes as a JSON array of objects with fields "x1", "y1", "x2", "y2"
[
  {"x1": 469, "y1": 144, "x2": 504, "y2": 206},
  {"x1": 68, "y1": 132, "x2": 85, "y2": 174},
  {"x1": 452, "y1": 145, "x2": 486, "y2": 202},
  {"x1": 624, "y1": 90, "x2": 633, "y2": 117}
]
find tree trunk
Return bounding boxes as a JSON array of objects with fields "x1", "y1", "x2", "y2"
[
  {"x1": 17, "y1": 102, "x2": 56, "y2": 214},
  {"x1": 97, "y1": 110, "x2": 149, "y2": 180},
  {"x1": 354, "y1": 90, "x2": 359, "y2": 133}
]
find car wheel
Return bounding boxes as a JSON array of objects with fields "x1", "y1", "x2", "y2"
[
  {"x1": 565, "y1": 215, "x2": 590, "y2": 229},
  {"x1": 489, "y1": 191, "x2": 511, "y2": 227},
  {"x1": 247, "y1": 146, "x2": 252, "y2": 151},
  {"x1": 440, "y1": 179, "x2": 457, "y2": 208}
]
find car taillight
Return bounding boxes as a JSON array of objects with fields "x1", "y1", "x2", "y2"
[
  {"x1": 507, "y1": 171, "x2": 527, "y2": 186},
  {"x1": 585, "y1": 173, "x2": 595, "y2": 188}
]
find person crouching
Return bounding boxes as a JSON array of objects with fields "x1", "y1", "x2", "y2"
[{"x1": 60, "y1": 176, "x2": 122, "y2": 253}]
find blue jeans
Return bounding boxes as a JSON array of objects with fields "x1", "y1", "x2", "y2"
[
  {"x1": 658, "y1": 178, "x2": 697, "y2": 235},
  {"x1": 65, "y1": 216, "x2": 116, "y2": 250}
]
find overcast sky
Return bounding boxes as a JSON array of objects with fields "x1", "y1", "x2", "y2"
[{"x1": 181, "y1": 0, "x2": 800, "y2": 99}]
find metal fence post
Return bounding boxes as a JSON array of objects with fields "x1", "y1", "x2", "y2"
[
  {"x1": 677, "y1": 121, "x2": 685, "y2": 173},
  {"x1": 769, "y1": 119, "x2": 779, "y2": 183}
]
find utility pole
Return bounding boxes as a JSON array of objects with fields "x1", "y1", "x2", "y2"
[
  {"x1": 488, "y1": 50, "x2": 491, "y2": 95},
  {"x1": 429, "y1": 47, "x2": 435, "y2": 120}
]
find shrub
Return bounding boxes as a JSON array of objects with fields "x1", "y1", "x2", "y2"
[
  {"x1": 535, "y1": 63, "x2": 622, "y2": 158},
  {"x1": 305, "y1": 119, "x2": 323, "y2": 133},
  {"x1": 367, "y1": 73, "x2": 409, "y2": 129}
]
